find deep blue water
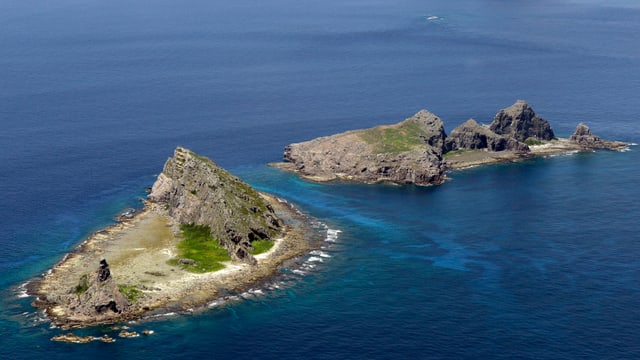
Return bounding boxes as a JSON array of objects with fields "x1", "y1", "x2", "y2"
[{"x1": 1, "y1": 0, "x2": 639, "y2": 358}]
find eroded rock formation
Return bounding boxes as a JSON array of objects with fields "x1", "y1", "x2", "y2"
[
  {"x1": 445, "y1": 119, "x2": 529, "y2": 153},
  {"x1": 489, "y1": 100, "x2": 556, "y2": 142},
  {"x1": 35, "y1": 259, "x2": 131, "y2": 325},
  {"x1": 569, "y1": 123, "x2": 628, "y2": 150},
  {"x1": 148, "y1": 147, "x2": 282, "y2": 263}
]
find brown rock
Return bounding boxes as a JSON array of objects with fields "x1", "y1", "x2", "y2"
[{"x1": 279, "y1": 110, "x2": 447, "y2": 186}]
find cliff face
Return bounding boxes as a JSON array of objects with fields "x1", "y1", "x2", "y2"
[
  {"x1": 490, "y1": 100, "x2": 555, "y2": 142},
  {"x1": 282, "y1": 110, "x2": 447, "y2": 185},
  {"x1": 149, "y1": 147, "x2": 282, "y2": 262}
]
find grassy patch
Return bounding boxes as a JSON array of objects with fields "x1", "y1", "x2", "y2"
[
  {"x1": 168, "y1": 224, "x2": 231, "y2": 273},
  {"x1": 118, "y1": 284, "x2": 143, "y2": 303},
  {"x1": 525, "y1": 138, "x2": 544, "y2": 146},
  {"x1": 249, "y1": 239, "x2": 274, "y2": 255},
  {"x1": 443, "y1": 149, "x2": 474, "y2": 158},
  {"x1": 359, "y1": 121, "x2": 425, "y2": 154},
  {"x1": 75, "y1": 274, "x2": 88, "y2": 296}
]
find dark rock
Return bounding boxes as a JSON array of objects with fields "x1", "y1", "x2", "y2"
[
  {"x1": 570, "y1": 122, "x2": 601, "y2": 146},
  {"x1": 178, "y1": 258, "x2": 196, "y2": 265},
  {"x1": 95, "y1": 300, "x2": 120, "y2": 314},
  {"x1": 445, "y1": 119, "x2": 529, "y2": 153},
  {"x1": 489, "y1": 100, "x2": 555, "y2": 142},
  {"x1": 570, "y1": 123, "x2": 628, "y2": 150},
  {"x1": 98, "y1": 259, "x2": 111, "y2": 282}
]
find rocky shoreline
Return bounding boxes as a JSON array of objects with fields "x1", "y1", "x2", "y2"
[
  {"x1": 27, "y1": 149, "x2": 323, "y2": 329},
  {"x1": 28, "y1": 195, "x2": 320, "y2": 329},
  {"x1": 272, "y1": 101, "x2": 629, "y2": 185}
]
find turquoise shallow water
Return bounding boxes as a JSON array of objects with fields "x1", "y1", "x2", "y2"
[{"x1": 1, "y1": 0, "x2": 639, "y2": 358}]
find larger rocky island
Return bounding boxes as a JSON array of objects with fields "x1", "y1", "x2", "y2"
[
  {"x1": 273, "y1": 100, "x2": 628, "y2": 185},
  {"x1": 28, "y1": 147, "x2": 319, "y2": 329}
]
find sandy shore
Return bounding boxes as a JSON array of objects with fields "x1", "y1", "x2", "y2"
[{"x1": 28, "y1": 194, "x2": 320, "y2": 329}]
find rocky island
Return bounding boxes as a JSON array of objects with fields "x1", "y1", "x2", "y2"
[
  {"x1": 28, "y1": 147, "x2": 319, "y2": 329},
  {"x1": 272, "y1": 100, "x2": 628, "y2": 185}
]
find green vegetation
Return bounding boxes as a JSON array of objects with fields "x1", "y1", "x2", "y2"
[
  {"x1": 443, "y1": 149, "x2": 475, "y2": 158},
  {"x1": 118, "y1": 284, "x2": 143, "y2": 303},
  {"x1": 359, "y1": 121, "x2": 425, "y2": 154},
  {"x1": 525, "y1": 138, "x2": 544, "y2": 146},
  {"x1": 167, "y1": 224, "x2": 231, "y2": 273},
  {"x1": 75, "y1": 274, "x2": 89, "y2": 296},
  {"x1": 189, "y1": 150, "x2": 215, "y2": 163},
  {"x1": 249, "y1": 239, "x2": 274, "y2": 255}
]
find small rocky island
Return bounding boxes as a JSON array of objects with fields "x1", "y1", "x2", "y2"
[
  {"x1": 29, "y1": 147, "x2": 318, "y2": 329},
  {"x1": 273, "y1": 100, "x2": 628, "y2": 185}
]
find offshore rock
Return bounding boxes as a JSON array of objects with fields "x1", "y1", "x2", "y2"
[
  {"x1": 445, "y1": 119, "x2": 529, "y2": 153},
  {"x1": 570, "y1": 123, "x2": 628, "y2": 150},
  {"x1": 148, "y1": 147, "x2": 283, "y2": 263},
  {"x1": 490, "y1": 100, "x2": 556, "y2": 142},
  {"x1": 279, "y1": 110, "x2": 447, "y2": 186}
]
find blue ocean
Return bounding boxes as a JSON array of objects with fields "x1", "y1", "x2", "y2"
[{"x1": 1, "y1": 0, "x2": 639, "y2": 358}]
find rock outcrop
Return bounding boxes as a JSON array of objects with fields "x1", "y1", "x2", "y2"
[
  {"x1": 52, "y1": 259, "x2": 130, "y2": 323},
  {"x1": 281, "y1": 110, "x2": 447, "y2": 185},
  {"x1": 148, "y1": 147, "x2": 282, "y2": 263},
  {"x1": 275, "y1": 100, "x2": 627, "y2": 184},
  {"x1": 445, "y1": 119, "x2": 529, "y2": 153},
  {"x1": 569, "y1": 123, "x2": 628, "y2": 150},
  {"x1": 489, "y1": 100, "x2": 555, "y2": 142}
]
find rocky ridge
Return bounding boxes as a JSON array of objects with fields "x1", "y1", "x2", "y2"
[
  {"x1": 149, "y1": 147, "x2": 283, "y2": 263},
  {"x1": 275, "y1": 101, "x2": 628, "y2": 185}
]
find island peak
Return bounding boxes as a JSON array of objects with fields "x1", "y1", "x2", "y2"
[{"x1": 149, "y1": 146, "x2": 282, "y2": 263}]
